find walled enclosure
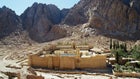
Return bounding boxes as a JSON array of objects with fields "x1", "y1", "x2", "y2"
[
  {"x1": 28, "y1": 54, "x2": 106, "y2": 69},
  {"x1": 28, "y1": 44, "x2": 106, "y2": 70}
]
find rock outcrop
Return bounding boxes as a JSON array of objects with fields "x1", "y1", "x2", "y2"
[
  {"x1": 122, "y1": 0, "x2": 140, "y2": 14},
  {"x1": 62, "y1": 1, "x2": 89, "y2": 26},
  {"x1": 21, "y1": 3, "x2": 68, "y2": 42},
  {"x1": 60, "y1": 9, "x2": 70, "y2": 21},
  {"x1": 0, "y1": 6, "x2": 21, "y2": 38},
  {"x1": 63, "y1": 0, "x2": 140, "y2": 39},
  {"x1": 44, "y1": 25, "x2": 67, "y2": 41}
]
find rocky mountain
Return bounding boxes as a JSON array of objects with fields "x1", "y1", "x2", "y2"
[
  {"x1": 0, "y1": 3, "x2": 69, "y2": 43},
  {"x1": 20, "y1": 3, "x2": 68, "y2": 42},
  {"x1": 63, "y1": 0, "x2": 140, "y2": 40},
  {"x1": 60, "y1": 9, "x2": 70, "y2": 21},
  {"x1": 0, "y1": 0, "x2": 140, "y2": 43},
  {"x1": 0, "y1": 6, "x2": 21, "y2": 38}
]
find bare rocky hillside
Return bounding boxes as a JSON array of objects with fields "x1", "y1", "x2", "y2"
[
  {"x1": 0, "y1": 0, "x2": 140, "y2": 45},
  {"x1": 20, "y1": 3, "x2": 68, "y2": 42},
  {"x1": 0, "y1": 6, "x2": 21, "y2": 38},
  {"x1": 63, "y1": 0, "x2": 140, "y2": 40}
]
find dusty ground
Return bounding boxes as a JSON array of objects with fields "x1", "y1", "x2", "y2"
[
  {"x1": 36, "y1": 72, "x2": 139, "y2": 79},
  {"x1": 0, "y1": 39, "x2": 139, "y2": 79}
]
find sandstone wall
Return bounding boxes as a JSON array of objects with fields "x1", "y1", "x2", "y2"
[
  {"x1": 29, "y1": 55, "x2": 48, "y2": 68},
  {"x1": 76, "y1": 55, "x2": 106, "y2": 69},
  {"x1": 52, "y1": 56, "x2": 60, "y2": 69},
  {"x1": 28, "y1": 55, "x2": 106, "y2": 69},
  {"x1": 60, "y1": 56, "x2": 75, "y2": 69}
]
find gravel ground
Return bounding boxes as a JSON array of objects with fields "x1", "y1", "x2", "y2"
[{"x1": 36, "y1": 71, "x2": 139, "y2": 79}]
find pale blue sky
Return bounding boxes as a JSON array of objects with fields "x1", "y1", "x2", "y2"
[{"x1": 0, "y1": 0, "x2": 80, "y2": 15}]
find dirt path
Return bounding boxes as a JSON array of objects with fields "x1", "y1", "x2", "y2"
[{"x1": 2, "y1": 52, "x2": 11, "y2": 61}]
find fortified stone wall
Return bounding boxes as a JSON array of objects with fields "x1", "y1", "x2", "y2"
[
  {"x1": 76, "y1": 55, "x2": 106, "y2": 69},
  {"x1": 28, "y1": 54, "x2": 106, "y2": 69},
  {"x1": 60, "y1": 56, "x2": 76, "y2": 69}
]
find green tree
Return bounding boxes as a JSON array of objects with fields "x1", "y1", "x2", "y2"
[
  {"x1": 131, "y1": 45, "x2": 140, "y2": 60},
  {"x1": 110, "y1": 39, "x2": 113, "y2": 49},
  {"x1": 112, "y1": 48, "x2": 126, "y2": 64}
]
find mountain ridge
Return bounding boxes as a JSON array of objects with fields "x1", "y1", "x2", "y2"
[
  {"x1": 63, "y1": 0, "x2": 140, "y2": 40},
  {"x1": 0, "y1": 0, "x2": 140, "y2": 43}
]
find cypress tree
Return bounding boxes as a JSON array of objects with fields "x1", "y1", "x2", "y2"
[
  {"x1": 110, "y1": 39, "x2": 113, "y2": 49},
  {"x1": 124, "y1": 43, "x2": 127, "y2": 52},
  {"x1": 113, "y1": 40, "x2": 116, "y2": 49},
  {"x1": 116, "y1": 41, "x2": 119, "y2": 49}
]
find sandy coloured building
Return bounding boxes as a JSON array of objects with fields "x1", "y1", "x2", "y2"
[{"x1": 28, "y1": 45, "x2": 107, "y2": 69}]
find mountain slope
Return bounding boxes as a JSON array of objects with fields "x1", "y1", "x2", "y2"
[
  {"x1": 0, "y1": 6, "x2": 21, "y2": 38},
  {"x1": 63, "y1": 0, "x2": 140, "y2": 39},
  {"x1": 20, "y1": 3, "x2": 68, "y2": 42},
  {"x1": 0, "y1": 0, "x2": 140, "y2": 44}
]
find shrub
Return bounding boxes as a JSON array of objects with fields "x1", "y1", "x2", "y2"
[
  {"x1": 131, "y1": 45, "x2": 140, "y2": 60},
  {"x1": 57, "y1": 42, "x2": 63, "y2": 45},
  {"x1": 114, "y1": 64, "x2": 121, "y2": 72},
  {"x1": 112, "y1": 48, "x2": 126, "y2": 64},
  {"x1": 135, "y1": 68, "x2": 140, "y2": 73}
]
